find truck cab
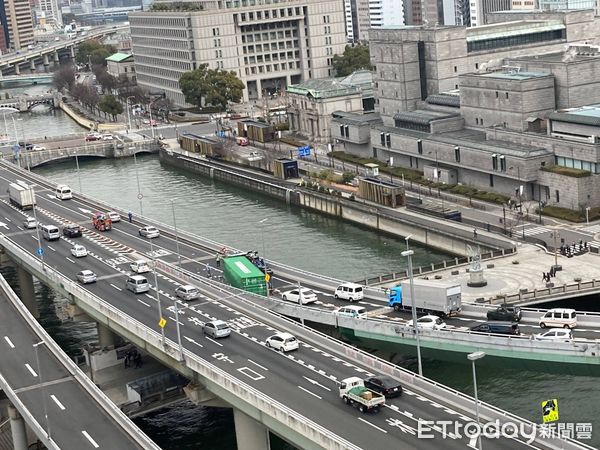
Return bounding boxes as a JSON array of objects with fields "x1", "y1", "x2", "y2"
[{"x1": 387, "y1": 286, "x2": 402, "y2": 309}]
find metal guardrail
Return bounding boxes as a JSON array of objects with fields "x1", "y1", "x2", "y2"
[{"x1": 0, "y1": 236, "x2": 362, "y2": 450}]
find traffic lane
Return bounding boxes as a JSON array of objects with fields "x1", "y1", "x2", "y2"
[{"x1": 18, "y1": 380, "x2": 143, "y2": 450}]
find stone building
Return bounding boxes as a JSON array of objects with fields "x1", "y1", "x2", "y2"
[
  {"x1": 130, "y1": 0, "x2": 346, "y2": 107},
  {"x1": 106, "y1": 52, "x2": 137, "y2": 84}
]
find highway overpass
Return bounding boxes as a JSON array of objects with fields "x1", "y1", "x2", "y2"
[{"x1": 0, "y1": 162, "x2": 589, "y2": 448}]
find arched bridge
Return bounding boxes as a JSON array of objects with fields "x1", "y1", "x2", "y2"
[{"x1": 0, "y1": 93, "x2": 58, "y2": 112}]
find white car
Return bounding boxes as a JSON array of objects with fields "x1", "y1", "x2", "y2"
[
  {"x1": 139, "y1": 226, "x2": 160, "y2": 238},
  {"x1": 265, "y1": 332, "x2": 299, "y2": 352},
  {"x1": 130, "y1": 260, "x2": 151, "y2": 274},
  {"x1": 32, "y1": 145, "x2": 46, "y2": 151},
  {"x1": 107, "y1": 211, "x2": 121, "y2": 222},
  {"x1": 281, "y1": 288, "x2": 318, "y2": 305},
  {"x1": 70, "y1": 244, "x2": 88, "y2": 258},
  {"x1": 535, "y1": 328, "x2": 573, "y2": 342},
  {"x1": 23, "y1": 217, "x2": 37, "y2": 229},
  {"x1": 408, "y1": 315, "x2": 447, "y2": 330},
  {"x1": 76, "y1": 270, "x2": 96, "y2": 284},
  {"x1": 175, "y1": 284, "x2": 200, "y2": 301},
  {"x1": 101, "y1": 134, "x2": 114, "y2": 141}
]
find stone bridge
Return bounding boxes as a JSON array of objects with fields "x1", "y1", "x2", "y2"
[
  {"x1": 0, "y1": 93, "x2": 59, "y2": 112},
  {"x1": 4, "y1": 140, "x2": 160, "y2": 169}
]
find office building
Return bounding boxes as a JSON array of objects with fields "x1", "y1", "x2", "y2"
[
  {"x1": 130, "y1": 0, "x2": 346, "y2": 107},
  {"x1": 5, "y1": 0, "x2": 33, "y2": 50}
]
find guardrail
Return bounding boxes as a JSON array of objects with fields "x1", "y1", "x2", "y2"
[
  {"x1": 153, "y1": 258, "x2": 592, "y2": 450},
  {"x1": 0, "y1": 272, "x2": 160, "y2": 450},
  {"x1": 0, "y1": 236, "x2": 362, "y2": 450}
]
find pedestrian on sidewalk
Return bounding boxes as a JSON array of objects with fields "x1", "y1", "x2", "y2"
[
  {"x1": 473, "y1": 228, "x2": 478, "y2": 239},
  {"x1": 124, "y1": 354, "x2": 129, "y2": 368},
  {"x1": 215, "y1": 253, "x2": 221, "y2": 268},
  {"x1": 206, "y1": 264, "x2": 212, "y2": 278},
  {"x1": 128, "y1": 211, "x2": 133, "y2": 222}
]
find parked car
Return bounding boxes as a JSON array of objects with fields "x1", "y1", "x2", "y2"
[
  {"x1": 535, "y1": 328, "x2": 573, "y2": 342},
  {"x1": 408, "y1": 315, "x2": 447, "y2": 330},
  {"x1": 130, "y1": 260, "x2": 151, "y2": 274},
  {"x1": 85, "y1": 133, "x2": 101, "y2": 141},
  {"x1": 333, "y1": 305, "x2": 367, "y2": 318},
  {"x1": 539, "y1": 308, "x2": 577, "y2": 329},
  {"x1": 63, "y1": 224, "x2": 82, "y2": 238},
  {"x1": 471, "y1": 321, "x2": 520, "y2": 336},
  {"x1": 23, "y1": 217, "x2": 37, "y2": 229},
  {"x1": 76, "y1": 270, "x2": 97, "y2": 284},
  {"x1": 281, "y1": 288, "x2": 317, "y2": 305},
  {"x1": 70, "y1": 244, "x2": 88, "y2": 258},
  {"x1": 139, "y1": 226, "x2": 160, "y2": 238},
  {"x1": 203, "y1": 320, "x2": 231, "y2": 339},
  {"x1": 265, "y1": 332, "x2": 299, "y2": 352},
  {"x1": 364, "y1": 376, "x2": 403, "y2": 398},
  {"x1": 31, "y1": 145, "x2": 46, "y2": 151},
  {"x1": 175, "y1": 285, "x2": 200, "y2": 301},
  {"x1": 487, "y1": 305, "x2": 521, "y2": 322},
  {"x1": 107, "y1": 211, "x2": 121, "y2": 222}
]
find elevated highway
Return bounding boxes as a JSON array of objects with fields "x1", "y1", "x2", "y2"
[
  {"x1": 0, "y1": 267, "x2": 160, "y2": 450},
  {"x1": 0, "y1": 164, "x2": 588, "y2": 448}
]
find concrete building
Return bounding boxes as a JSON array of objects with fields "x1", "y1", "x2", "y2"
[
  {"x1": 106, "y1": 52, "x2": 136, "y2": 84},
  {"x1": 467, "y1": 0, "x2": 512, "y2": 26},
  {"x1": 5, "y1": 0, "x2": 33, "y2": 50},
  {"x1": 511, "y1": 0, "x2": 535, "y2": 9},
  {"x1": 539, "y1": 0, "x2": 596, "y2": 11},
  {"x1": 370, "y1": 10, "x2": 600, "y2": 124},
  {"x1": 130, "y1": 0, "x2": 346, "y2": 107},
  {"x1": 287, "y1": 69, "x2": 373, "y2": 142},
  {"x1": 37, "y1": 0, "x2": 62, "y2": 26}
]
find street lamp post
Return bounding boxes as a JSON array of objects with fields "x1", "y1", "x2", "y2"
[
  {"x1": 467, "y1": 351, "x2": 486, "y2": 450},
  {"x1": 259, "y1": 217, "x2": 269, "y2": 298},
  {"x1": 132, "y1": 151, "x2": 143, "y2": 216},
  {"x1": 402, "y1": 236, "x2": 422, "y2": 377},
  {"x1": 150, "y1": 240, "x2": 165, "y2": 346},
  {"x1": 74, "y1": 153, "x2": 83, "y2": 193},
  {"x1": 147, "y1": 102, "x2": 156, "y2": 139},
  {"x1": 170, "y1": 199, "x2": 182, "y2": 267},
  {"x1": 586, "y1": 207, "x2": 590, "y2": 225},
  {"x1": 33, "y1": 341, "x2": 51, "y2": 439},
  {"x1": 31, "y1": 202, "x2": 45, "y2": 271},
  {"x1": 173, "y1": 298, "x2": 184, "y2": 361},
  {"x1": 126, "y1": 95, "x2": 135, "y2": 131},
  {"x1": 551, "y1": 231, "x2": 560, "y2": 268}
]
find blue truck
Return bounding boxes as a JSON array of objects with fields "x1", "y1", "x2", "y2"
[{"x1": 387, "y1": 279, "x2": 461, "y2": 317}]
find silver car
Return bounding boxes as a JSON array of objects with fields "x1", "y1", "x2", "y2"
[
  {"x1": 175, "y1": 285, "x2": 200, "y2": 300},
  {"x1": 203, "y1": 320, "x2": 231, "y2": 339},
  {"x1": 139, "y1": 226, "x2": 160, "y2": 238},
  {"x1": 76, "y1": 270, "x2": 97, "y2": 284}
]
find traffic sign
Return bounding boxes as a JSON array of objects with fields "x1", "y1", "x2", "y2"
[
  {"x1": 137, "y1": 193, "x2": 144, "y2": 200},
  {"x1": 158, "y1": 317, "x2": 166, "y2": 329},
  {"x1": 265, "y1": 273, "x2": 270, "y2": 283},
  {"x1": 541, "y1": 399, "x2": 559, "y2": 423},
  {"x1": 297, "y1": 145, "x2": 311, "y2": 157},
  {"x1": 36, "y1": 247, "x2": 44, "y2": 256}
]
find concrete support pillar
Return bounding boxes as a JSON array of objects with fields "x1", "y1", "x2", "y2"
[
  {"x1": 14, "y1": 64, "x2": 20, "y2": 75},
  {"x1": 286, "y1": 74, "x2": 291, "y2": 88},
  {"x1": 233, "y1": 409, "x2": 270, "y2": 450},
  {"x1": 43, "y1": 54, "x2": 49, "y2": 67},
  {"x1": 53, "y1": 52, "x2": 59, "y2": 63},
  {"x1": 29, "y1": 59, "x2": 35, "y2": 71},
  {"x1": 256, "y1": 79, "x2": 263, "y2": 99},
  {"x1": 16, "y1": 265, "x2": 37, "y2": 318},
  {"x1": 97, "y1": 323, "x2": 117, "y2": 349},
  {"x1": 70, "y1": 46, "x2": 75, "y2": 58},
  {"x1": 8, "y1": 404, "x2": 28, "y2": 450}
]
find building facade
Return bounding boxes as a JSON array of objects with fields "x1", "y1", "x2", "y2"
[
  {"x1": 106, "y1": 52, "x2": 136, "y2": 83},
  {"x1": 130, "y1": 0, "x2": 346, "y2": 107},
  {"x1": 5, "y1": 0, "x2": 33, "y2": 50}
]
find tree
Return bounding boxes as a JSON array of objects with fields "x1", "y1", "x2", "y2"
[
  {"x1": 98, "y1": 94, "x2": 124, "y2": 121},
  {"x1": 95, "y1": 68, "x2": 118, "y2": 93},
  {"x1": 76, "y1": 40, "x2": 117, "y2": 66},
  {"x1": 332, "y1": 45, "x2": 373, "y2": 77},
  {"x1": 179, "y1": 64, "x2": 244, "y2": 110},
  {"x1": 53, "y1": 64, "x2": 75, "y2": 92}
]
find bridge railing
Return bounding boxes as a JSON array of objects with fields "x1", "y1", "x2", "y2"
[
  {"x1": 0, "y1": 236, "x2": 363, "y2": 450},
  {"x1": 153, "y1": 260, "x2": 593, "y2": 450},
  {"x1": 0, "y1": 269, "x2": 161, "y2": 450}
]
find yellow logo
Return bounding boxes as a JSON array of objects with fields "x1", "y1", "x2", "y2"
[
  {"x1": 541, "y1": 399, "x2": 559, "y2": 423},
  {"x1": 265, "y1": 274, "x2": 271, "y2": 283}
]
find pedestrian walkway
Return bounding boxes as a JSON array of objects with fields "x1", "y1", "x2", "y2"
[{"x1": 519, "y1": 226, "x2": 550, "y2": 237}]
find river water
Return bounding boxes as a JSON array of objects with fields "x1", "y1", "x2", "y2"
[{"x1": 5, "y1": 94, "x2": 598, "y2": 448}]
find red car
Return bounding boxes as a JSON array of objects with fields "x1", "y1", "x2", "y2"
[{"x1": 85, "y1": 133, "x2": 101, "y2": 141}]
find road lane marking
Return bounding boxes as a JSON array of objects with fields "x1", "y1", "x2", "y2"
[
  {"x1": 137, "y1": 299, "x2": 151, "y2": 307},
  {"x1": 357, "y1": 417, "x2": 387, "y2": 433},
  {"x1": 204, "y1": 336, "x2": 223, "y2": 347},
  {"x1": 145, "y1": 293, "x2": 155, "y2": 301},
  {"x1": 25, "y1": 364, "x2": 37, "y2": 377},
  {"x1": 109, "y1": 283, "x2": 122, "y2": 291},
  {"x1": 81, "y1": 430, "x2": 99, "y2": 448},
  {"x1": 297, "y1": 385, "x2": 322, "y2": 399},
  {"x1": 47, "y1": 245, "x2": 56, "y2": 252},
  {"x1": 4, "y1": 336, "x2": 15, "y2": 348},
  {"x1": 168, "y1": 316, "x2": 184, "y2": 326},
  {"x1": 303, "y1": 376, "x2": 331, "y2": 391},
  {"x1": 248, "y1": 359, "x2": 268, "y2": 371},
  {"x1": 66, "y1": 257, "x2": 76, "y2": 264},
  {"x1": 184, "y1": 336, "x2": 203, "y2": 348},
  {"x1": 51, "y1": 395, "x2": 66, "y2": 410},
  {"x1": 238, "y1": 367, "x2": 265, "y2": 381}
]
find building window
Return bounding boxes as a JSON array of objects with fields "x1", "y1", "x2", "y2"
[
  {"x1": 475, "y1": 118, "x2": 479, "y2": 125},
  {"x1": 475, "y1": 63, "x2": 479, "y2": 69},
  {"x1": 380, "y1": 132, "x2": 385, "y2": 145},
  {"x1": 492, "y1": 154, "x2": 498, "y2": 170},
  {"x1": 495, "y1": 91, "x2": 498, "y2": 98},
  {"x1": 373, "y1": 147, "x2": 378, "y2": 158},
  {"x1": 454, "y1": 66, "x2": 457, "y2": 73},
  {"x1": 500, "y1": 155, "x2": 506, "y2": 172},
  {"x1": 417, "y1": 140, "x2": 423, "y2": 155},
  {"x1": 555, "y1": 190, "x2": 560, "y2": 203},
  {"x1": 454, "y1": 146, "x2": 460, "y2": 162},
  {"x1": 506, "y1": 92, "x2": 509, "y2": 99},
  {"x1": 489, "y1": 174, "x2": 494, "y2": 187},
  {"x1": 386, "y1": 133, "x2": 391, "y2": 148}
]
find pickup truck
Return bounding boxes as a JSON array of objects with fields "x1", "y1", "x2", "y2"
[
  {"x1": 339, "y1": 377, "x2": 385, "y2": 413},
  {"x1": 486, "y1": 305, "x2": 521, "y2": 322}
]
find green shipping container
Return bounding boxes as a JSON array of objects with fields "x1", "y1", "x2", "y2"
[{"x1": 222, "y1": 256, "x2": 267, "y2": 296}]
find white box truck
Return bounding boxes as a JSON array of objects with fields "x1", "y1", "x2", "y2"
[
  {"x1": 388, "y1": 279, "x2": 461, "y2": 317},
  {"x1": 9, "y1": 182, "x2": 35, "y2": 210}
]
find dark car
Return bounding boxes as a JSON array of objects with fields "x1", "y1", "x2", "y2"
[
  {"x1": 63, "y1": 224, "x2": 83, "y2": 238},
  {"x1": 18, "y1": 142, "x2": 33, "y2": 150},
  {"x1": 471, "y1": 321, "x2": 520, "y2": 336},
  {"x1": 363, "y1": 376, "x2": 403, "y2": 398},
  {"x1": 486, "y1": 305, "x2": 521, "y2": 322}
]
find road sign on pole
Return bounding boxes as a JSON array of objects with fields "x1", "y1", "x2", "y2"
[
  {"x1": 158, "y1": 317, "x2": 166, "y2": 329},
  {"x1": 297, "y1": 146, "x2": 311, "y2": 157},
  {"x1": 36, "y1": 247, "x2": 44, "y2": 256}
]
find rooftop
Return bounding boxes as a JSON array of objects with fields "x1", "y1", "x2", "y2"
[
  {"x1": 510, "y1": 46, "x2": 600, "y2": 64},
  {"x1": 476, "y1": 70, "x2": 551, "y2": 80},
  {"x1": 394, "y1": 109, "x2": 460, "y2": 125},
  {"x1": 549, "y1": 104, "x2": 600, "y2": 126},
  {"x1": 105, "y1": 52, "x2": 133, "y2": 63},
  {"x1": 287, "y1": 70, "x2": 372, "y2": 99},
  {"x1": 331, "y1": 111, "x2": 382, "y2": 126},
  {"x1": 466, "y1": 20, "x2": 565, "y2": 42}
]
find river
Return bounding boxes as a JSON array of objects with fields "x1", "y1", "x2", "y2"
[{"x1": 4, "y1": 89, "x2": 597, "y2": 448}]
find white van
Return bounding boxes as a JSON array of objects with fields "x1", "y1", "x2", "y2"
[
  {"x1": 126, "y1": 275, "x2": 149, "y2": 294},
  {"x1": 539, "y1": 308, "x2": 577, "y2": 329},
  {"x1": 334, "y1": 282, "x2": 364, "y2": 302},
  {"x1": 41, "y1": 224, "x2": 60, "y2": 241},
  {"x1": 55, "y1": 185, "x2": 73, "y2": 200},
  {"x1": 130, "y1": 260, "x2": 151, "y2": 274}
]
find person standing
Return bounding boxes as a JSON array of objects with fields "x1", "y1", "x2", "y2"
[
  {"x1": 216, "y1": 253, "x2": 221, "y2": 268},
  {"x1": 128, "y1": 211, "x2": 133, "y2": 223}
]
